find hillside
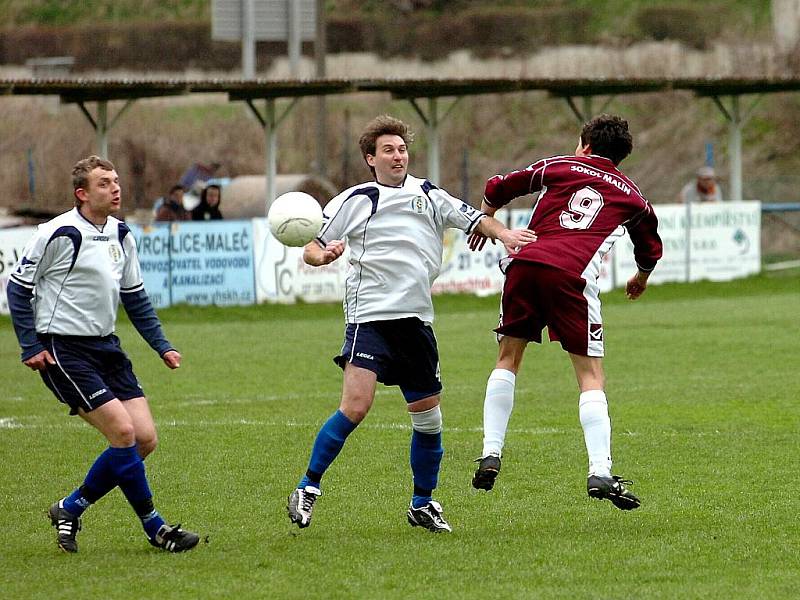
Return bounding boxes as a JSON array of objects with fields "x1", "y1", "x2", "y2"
[
  {"x1": 0, "y1": 1, "x2": 777, "y2": 71},
  {"x1": 0, "y1": 0, "x2": 774, "y2": 39}
]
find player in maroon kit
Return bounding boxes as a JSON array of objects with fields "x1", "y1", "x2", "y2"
[{"x1": 469, "y1": 114, "x2": 662, "y2": 510}]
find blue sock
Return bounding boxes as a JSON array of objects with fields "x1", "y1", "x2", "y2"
[
  {"x1": 140, "y1": 507, "x2": 167, "y2": 539},
  {"x1": 410, "y1": 430, "x2": 443, "y2": 508},
  {"x1": 62, "y1": 489, "x2": 91, "y2": 517},
  {"x1": 109, "y1": 445, "x2": 165, "y2": 538},
  {"x1": 411, "y1": 494, "x2": 432, "y2": 509},
  {"x1": 63, "y1": 447, "x2": 120, "y2": 516},
  {"x1": 297, "y1": 410, "x2": 357, "y2": 489}
]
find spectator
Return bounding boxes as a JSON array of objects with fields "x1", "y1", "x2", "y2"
[
  {"x1": 191, "y1": 185, "x2": 223, "y2": 221},
  {"x1": 680, "y1": 166, "x2": 722, "y2": 203},
  {"x1": 154, "y1": 185, "x2": 188, "y2": 222}
]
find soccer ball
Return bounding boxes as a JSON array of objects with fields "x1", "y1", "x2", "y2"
[{"x1": 267, "y1": 191, "x2": 324, "y2": 247}]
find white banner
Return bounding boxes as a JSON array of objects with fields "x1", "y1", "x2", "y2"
[
  {"x1": 612, "y1": 201, "x2": 761, "y2": 286},
  {"x1": 252, "y1": 218, "x2": 348, "y2": 304},
  {"x1": 431, "y1": 227, "x2": 507, "y2": 296},
  {"x1": 0, "y1": 226, "x2": 36, "y2": 315},
  {"x1": 0, "y1": 202, "x2": 763, "y2": 313}
]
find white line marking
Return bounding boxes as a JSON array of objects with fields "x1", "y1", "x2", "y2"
[{"x1": 0, "y1": 415, "x2": 729, "y2": 438}]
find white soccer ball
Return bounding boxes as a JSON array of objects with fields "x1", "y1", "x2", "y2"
[{"x1": 267, "y1": 191, "x2": 324, "y2": 247}]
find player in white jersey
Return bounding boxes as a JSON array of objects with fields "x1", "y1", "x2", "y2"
[
  {"x1": 286, "y1": 115, "x2": 537, "y2": 532},
  {"x1": 7, "y1": 156, "x2": 199, "y2": 553}
]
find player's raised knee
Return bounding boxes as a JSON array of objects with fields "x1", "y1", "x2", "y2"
[{"x1": 137, "y1": 433, "x2": 158, "y2": 458}]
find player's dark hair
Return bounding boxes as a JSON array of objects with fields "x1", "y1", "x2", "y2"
[
  {"x1": 359, "y1": 115, "x2": 414, "y2": 175},
  {"x1": 72, "y1": 156, "x2": 116, "y2": 206},
  {"x1": 580, "y1": 114, "x2": 633, "y2": 166}
]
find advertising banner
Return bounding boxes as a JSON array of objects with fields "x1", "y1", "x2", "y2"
[
  {"x1": 612, "y1": 201, "x2": 761, "y2": 286},
  {"x1": 0, "y1": 226, "x2": 36, "y2": 315},
  {"x1": 252, "y1": 218, "x2": 348, "y2": 304},
  {"x1": 130, "y1": 221, "x2": 256, "y2": 308},
  {"x1": 0, "y1": 202, "x2": 763, "y2": 312},
  {"x1": 432, "y1": 227, "x2": 507, "y2": 296}
]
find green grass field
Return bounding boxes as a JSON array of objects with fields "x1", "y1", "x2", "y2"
[{"x1": 1, "y1": 272, "x2": 798, "y2": 599}]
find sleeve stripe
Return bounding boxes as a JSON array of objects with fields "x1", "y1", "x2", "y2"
[
  {"x1": 529, "y1": 159, "x2": 547, "y2": 193},
  {"x1": 120, "y1": 283, "x2": 145, "y2": 293},
  {"x1": 466, "y1": 212, "x2": 487, "y2": 234},
  {"x1": 9, "y1": 274, "x2": 34, "y2": 289}
]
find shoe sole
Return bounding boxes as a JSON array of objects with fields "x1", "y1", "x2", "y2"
[
  {"x1": 587, "y1": 487, "x2": 641, "y2": 511},
  {"x1": 472, "y1": 468, "x2": 499, "y2": 491},
  {"x1": 288, "y1": 515, "x2": 310, "y2": 528},
  {"x1": 407, "y1": 514, "x2": 451, "y2": 533},
  {"x1": 172, "y1": 536, "x2": 200, "y2": 552}
]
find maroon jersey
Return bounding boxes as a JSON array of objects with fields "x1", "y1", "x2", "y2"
[{"x1": 485, "y1": 154, "x2": 662, "y2": 280}]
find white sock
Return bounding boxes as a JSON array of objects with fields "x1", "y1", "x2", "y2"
[
  {"x1": 482, "y1": 369, "x2": 516, "y2": 457},
  {"x1": 579, "y1": 390, "x2": 612, "y2": 477}
]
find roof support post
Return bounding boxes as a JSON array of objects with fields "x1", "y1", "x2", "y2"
[
  {"x1": 96, "y1": 101, "x2": 108, "y2": 158},
  {"x1": 427, "y1": 97, "x2": 440, "y2": 184},
  {"x1": 407, "y1": 96, "x2": 461, "y2": 185},
  {"x1": 75, "y1": 99, "x2": 134, "y2": 158},
  {"x1": 729, "y1": 96, "x2": 743, "y2": 202},
  {"x1": 565, "y1": 96, "x2": 594, "y2": 122},
  {"x1": 245, "y1": 97, "x2": 300, "y2": 213},
  {"x1": 710, "y1": 94, "x2": 763, "y2": 202},
  {"x1": 564, "y1": 95, "x2": 615, "y2": 123},
  {"x1": 583, "y1": 96, "x2": 593, "y2": 122}
]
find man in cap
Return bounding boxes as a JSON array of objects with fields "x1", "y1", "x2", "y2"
[{"x1": 680, "y1": 166, "x2": 722, "y2": 203}]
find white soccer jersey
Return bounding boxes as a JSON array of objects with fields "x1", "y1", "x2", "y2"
[
  {"x1": 317, "y1": 174, "x2": 485, "y2": 323},
  {"x1": 9, "y1": 208, "x2": 144, "y2": 336}
]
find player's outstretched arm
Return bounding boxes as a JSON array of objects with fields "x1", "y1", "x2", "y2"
[
  {"x1": 625, "y1": 270, "x2": 651, "y2": 300},
  {"x1": 303, "y1": 239, "x2": 344, "y2": 266},
  {"x1": 466, "y1": 200, "x2": 498, "y2": 251},
  {"x1": 470, "y1": 216, "x2": 537, "y2": 254},
  {"x1": 120, "y1": 289, "x2": 175, "y2": 357}
]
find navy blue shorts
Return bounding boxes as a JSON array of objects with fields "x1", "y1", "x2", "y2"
[
  {"x1": 334, "y1": 318, "x2": 442, "y2": 402},
  {"x1": 38, "y1": 334, "x2": 144, "y2": 415}
]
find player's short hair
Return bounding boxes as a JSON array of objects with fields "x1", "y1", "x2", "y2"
[
  {"x1": 72, "y1": 156, "x2": 116, "y2": 206},
  {"x1": 580, "y1": 114, "x2": 633, "y2": 166},
  {"x1": 358, "y1": 115, "x2": 414, "y2": 170}
]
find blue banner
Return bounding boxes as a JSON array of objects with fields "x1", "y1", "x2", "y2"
[{"x1": 130, "y1": 221, "x2": 255, "y2": 308}]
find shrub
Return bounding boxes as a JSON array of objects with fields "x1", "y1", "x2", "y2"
[{"x1": 634, "y1": 6, "x2": 721, "y2": 50}]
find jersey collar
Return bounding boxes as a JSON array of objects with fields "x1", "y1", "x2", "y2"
[
  {"x1": 74, "y1": 206, "x2": 107, "y2": 232},
  {"x1": 374, "y1": 174, "x2": 408, "y2": 188}
]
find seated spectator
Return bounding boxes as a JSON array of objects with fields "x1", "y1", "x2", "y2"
[
  {"x1": 155, "y1": 184, "x2": 189, "y2": 222},
  {"x1": 680, "y1": 166, "x2": 722, "y2": 203},
  {"x1": 191, "y1": 185, "x2": 223, "y2": 221}
]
